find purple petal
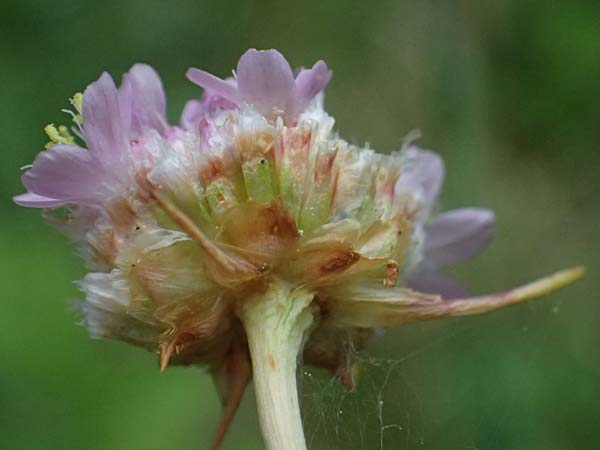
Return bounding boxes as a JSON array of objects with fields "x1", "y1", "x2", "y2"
[
  {"x1": 119, "y1": 64, "x2": 167, "y2": 137},
  {"x1": 186, "y1": 68, "x2": 239, "y2": 102},
  {"x1": 180, "y1": 94, "x2": 238, "y2": 129},
  {"x1": 406, "y1": 271, "x2": 468, "y2": 300},
  {"x1": 396, "y1": 148, "x2": 444, "y2": 213},
  {"x1": 424, "y1": 208, "x2": 495, "y2": 268},
  {"x1": 294, "y1": 60, "x2": 332, "y2": 111},
  {"x1": 83, "y1": 72, "x2": 129, "y2": 167},
  {"x1": 236, "y1": 49, "x2": 296, "y2": 119},
  {"x1": 180, "y1": 99, "x2": 204, "y2": 129},
  {"x1": 13, "y1": 192, "x2": 64, "y2": 208},
  {"x1": 21, "y1": 144, "x2": 103, "y2": 205}
]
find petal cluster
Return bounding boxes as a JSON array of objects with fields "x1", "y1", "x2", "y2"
[
  {"x1": 186, "y1": 49, "x2": 331, "y2": 124},
  {"x1": 15, "y1": 65, "x2": 167, "y2": 208}
]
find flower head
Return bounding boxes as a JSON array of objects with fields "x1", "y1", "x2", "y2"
[{"x1": 15, "y1": 49, "x2": 583, "y2": 450}]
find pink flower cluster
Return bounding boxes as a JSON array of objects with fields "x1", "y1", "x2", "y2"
[{"x1": 15, "y1": 49, "x2": 494, "y2": 298}]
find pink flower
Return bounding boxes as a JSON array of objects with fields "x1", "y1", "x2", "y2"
[
  {"x1": 13, "y1": 49, "x2": 582, "y2": 450},
  {"x1": 14, "y1": 65, "x2": 167, "y2": 208},
  {"x1": 186, "y1": 48, "x2": 331, "y2": 124}
]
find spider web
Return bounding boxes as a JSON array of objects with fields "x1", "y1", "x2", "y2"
[
  {"x1": 300, "y1": 356, "x2": 421, "y2": 450},
  {"x1": 299, "y1": 307, "x2": 551, "y2": 450}
]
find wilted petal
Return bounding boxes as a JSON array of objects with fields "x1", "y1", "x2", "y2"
[
  {"x1": 119, "y1": 64, "x2": 167, "y2": 136},
  {"x1": 395, "y1": 147, "x2": 444, "y2": 213},
  {"x1": 294, "y1": 60, "x2": 332, "y2": 111},
  {"x1": 83, "y1": 72, "x2": 129, "y2": 166},
  {"x1": 21, "y1": 144, "x2": 103, "y2": 205},
  {"x1": 406, "y1": 271, "x2": 468, "y2": 299},
  {"x1": 236, "y1": 49, "x2": 296, "y2": 119},
  {"x1": 424, "y1": 208, "x2": 495, "y2": 268},
  {"x1": 79, "y1": 270, "x2": 159, "y2": 344},
  {"x1": 186, "y1": 68, "x2": 239, "y2": 103},
  {"x1": 329, "y1": 267, "x2": 584, "y2": 328},
  {"x1": 301, "y1": 219, "x2": 361, "y2": 250},
  {"x1": 13, "y1": 192, "x2": 64, "y2": 208}
]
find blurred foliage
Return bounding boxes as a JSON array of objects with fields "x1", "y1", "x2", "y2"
[{"x1": 1, "y1": 0, "x2": 598, "y2": 449}]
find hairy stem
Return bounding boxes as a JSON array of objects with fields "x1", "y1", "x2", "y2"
[{"x1": 238, "y1": 280, "x2": 316, "y2": 450}]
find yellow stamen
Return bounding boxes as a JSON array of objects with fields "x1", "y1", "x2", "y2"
[
  {"x1": 69, "y1": 92, "x2": 83, "y2": 125},
  {"x1": 44, "y1": 123, "x2": 75, "y2": 148}
]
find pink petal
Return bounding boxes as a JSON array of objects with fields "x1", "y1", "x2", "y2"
[
  {"x1": 13, "y1": 192, "x2": 64, "y2": 208},
  {"x1": 424, "y1": 208, "x2": 495, "y2": 268},
  {"x1": 186, "y1": 68, "x2": 239, "y2": 102},
  {"x1": 294, "y1": 60, "x2": 332, "y2": 111},
  {"x1": 83, "y1": 72, "x2": 129, "y2": 167},
  {"x1": 180, "y1": 95, "x2": 238, "y2": 129},
  {"x1": 396, "y1": 147, "x2": 445, "y2": 213},
  {"x1": 236, "y1": 49, "x2": 296, "y2": 119},
  {"x1": 406, "y1": 271, "x2": 468, "y2": 299},
  {"x1": 21, "y1": 144, "x2": 103, "y2": 205},
  {"x1": 180, "y1": 99, "x2": 204, "y2": 129},
  {"x1": 119, "y1": 64, "x2": 167, "y2": 137}
]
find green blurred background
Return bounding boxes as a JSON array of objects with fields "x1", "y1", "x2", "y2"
[{"x1": 1, "y1": 1, "x2": 598, "y2": 449}]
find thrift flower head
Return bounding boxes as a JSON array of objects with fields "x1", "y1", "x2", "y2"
[{"x1": 15, "y1": 49, "x2": 583, "y2": 450}]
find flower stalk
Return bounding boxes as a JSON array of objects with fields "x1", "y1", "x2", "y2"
[{"x1": 238, "y1": 280, "x2": 316, "y2": 450}]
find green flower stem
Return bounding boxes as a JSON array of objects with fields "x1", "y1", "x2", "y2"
[{"x1": 238, "y1": 280, "x2": 316, "y2": 450}]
